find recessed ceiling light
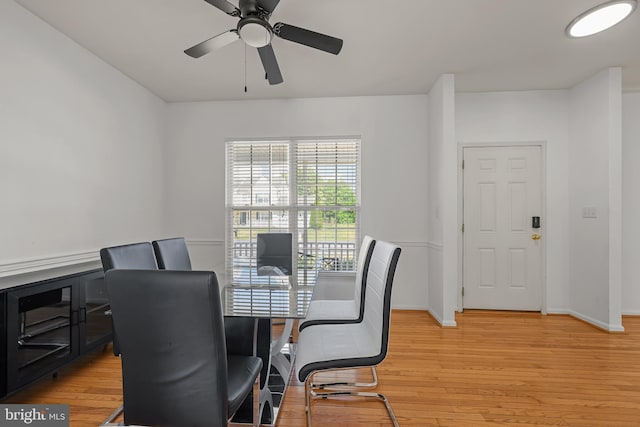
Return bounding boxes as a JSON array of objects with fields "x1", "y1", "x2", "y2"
[{"x1": 566, "y1": 0, "x2": 637, "y2": 38}]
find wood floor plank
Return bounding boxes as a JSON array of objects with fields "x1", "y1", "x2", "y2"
[{"x1": 3, "y1": 311, "x2": 640, "y2": 426}]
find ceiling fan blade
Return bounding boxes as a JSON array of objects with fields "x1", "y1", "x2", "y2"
[
  {"x1": 184, "y1": 30, "x2": 239, "y2": 58},
  {"x1": 203, "y1": 0, "x2": 240, "y2": 16},
  {"x1": 257, "y1": 0, "x2": 280, "y2": 14},
  {"x1": 257, "y1": 44, "x2": 284, "y2": 85},
  {"x1": 273, "y1": 23, "x2": 343, "y2": 55}
]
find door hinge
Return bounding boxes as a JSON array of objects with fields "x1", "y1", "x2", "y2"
[
  {"x1": 462, "y1": 287, "x2": 465, "y2": 297},
  {"x1": 462, "y1": 160, "x2": 465, "y2": 169},
  {"x1": 462, "y1": 223, "x2": 465, "y2": 233}
]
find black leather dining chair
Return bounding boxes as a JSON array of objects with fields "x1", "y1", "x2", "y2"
[
  {"x1": 152, "y1": 237, "x2": 266, "y2": 361},
  {"x1": 151, "y1": 237, "x2": 268, "y2": 365},
  {"x1": 103, "y1": 269, "x2": 262, "y2": 427},
  {"x1": 152, "y1": 237, "x2": 192, "y2": 270},
  {"x1": 256, "y1": 232, "x2": 293, "y2": 278},
  {"x1": 100, "y1": 242, "x2": 158, "y2": 271},
  {"x1": 99, "y1": 242, "x2": 158, "y2": 356},
  {"x1": 295, "y1": 240, "x2": 402, "y2": 427},
  {"x1": 152, "y1": 237, "x2": 274, "y2": 423}
]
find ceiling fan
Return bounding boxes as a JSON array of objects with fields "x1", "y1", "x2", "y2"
[{"x1": 184, "y1": 0, "x2": 343, "y2": 85}]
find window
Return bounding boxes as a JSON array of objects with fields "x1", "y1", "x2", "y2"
[{"x1": 226, "y1": 138, "x2": 360, "y2": 288}]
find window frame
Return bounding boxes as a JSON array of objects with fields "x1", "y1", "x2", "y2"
[{"x1": 225, "y1": 137, "x2": 361, "y2": 288}]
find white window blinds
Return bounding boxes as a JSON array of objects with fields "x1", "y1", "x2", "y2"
[{"x1": 226, "y1": 138, "x2": 360, "y2": 287}]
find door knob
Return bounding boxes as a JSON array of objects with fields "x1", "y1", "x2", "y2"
[{"x1": 531, "y1": 234, "x2": 541, "y2": 240}]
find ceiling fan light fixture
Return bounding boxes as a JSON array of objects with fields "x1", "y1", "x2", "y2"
[
  {"x1": 238, "y1": 19, "x2": 272, "y2": 48},
  {"x1": 566, "y1": 0, "x2": 637, "y2": 38}
]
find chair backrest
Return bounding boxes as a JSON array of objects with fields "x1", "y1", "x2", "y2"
[
  {"x1": 353, "y1": 235, "x2": 376, "y2": 315},
  {"x1": 361, "y1": 240, "x2": 401, "y2": 364},
  {"x1": 99, "y1": 242, "x2": 158, "y2": 272},
  {"x1": 99, "y1": 242, "x2": 157, "y2": 357},
  {"x1": 256, "y1": 232, "x2": 293, "y2": 276},
  {"x1": 105, "y1": 270, "x2": 228, "y2": 427},
  {"x1": 152, "y1": 237, "x2": 192, "y2": 270}
]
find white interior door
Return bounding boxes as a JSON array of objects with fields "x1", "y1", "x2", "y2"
[{"x1": 463, "y1": 146, "x2": 543, "y2": 311}]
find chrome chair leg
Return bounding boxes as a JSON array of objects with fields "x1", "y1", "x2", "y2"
[
  {"x1": 310, "y1": 389, "x2": 400, "y2": 427},
  {"x1": 305, "y1": 376, "x2": 313, "y2": 427},
  {"x1": 100, "y1": 405, "x2": 123, "y2": 426},
  {"x1": 253, "y1": 376, "x2": 260, "y2": 427},
  {"x1": 304, "y1": 370, "x2": 399, "y2": 427},
  {"x1": 310, "y1": 366, "x2": 378, "y2": 390}
]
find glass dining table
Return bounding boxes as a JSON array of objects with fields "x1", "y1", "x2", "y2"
[{"x1": 221, "y1": 284, "x2": 313, "y2": 426}]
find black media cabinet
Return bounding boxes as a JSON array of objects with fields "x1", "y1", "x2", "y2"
[{"x1": 0, "y1": 269, "x2": 112, "y2": 399}]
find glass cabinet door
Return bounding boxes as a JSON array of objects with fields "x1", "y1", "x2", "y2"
[
  {"x1": 1, "y1": 292, "x2": 7, "y2": 397},
  {"x1": 7, "y1": 281, "x2": 76, "y2": 390},
  {"x1": 78, "y1": 272, "x2": 112, "y2": 350}
]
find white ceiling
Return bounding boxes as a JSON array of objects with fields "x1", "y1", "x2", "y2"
[{"x1": 14, "y1": 0, "x2": 640, "y2": 102}]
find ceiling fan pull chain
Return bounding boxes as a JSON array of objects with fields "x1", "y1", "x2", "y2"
[
  {"x1": 244, "y1": 43, "x2": 248, "y2": 93},
  {"x1": 264, "y1": 30, "x2": 268, "y2": 81}
]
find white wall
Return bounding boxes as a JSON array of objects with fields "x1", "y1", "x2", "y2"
[
  {"x1": 456, "y1": 90, "x2": 571, "y2": 312},
  {"x1": 568, "y1": 68, "x2": 623, "y2": 331},
  {"x1": 427, "y1": 74, "x2": 457, "y2": 326},
  {"x1": 3, "y1": 0, "x2": 635, "y2": 321},
  {"x1": 164, "y1": 95, "x2": 429, "y2": 309},
  {"x1": 0, "y1": 1, "x2": 166, "y2": 287},
  {"x1": 621, "y1": 93, "x2": 640, "y2": 314}
]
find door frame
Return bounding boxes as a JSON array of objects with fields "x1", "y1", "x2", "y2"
[{"x1": 457, "y1": 141, "x2": 548, "y2": 314}]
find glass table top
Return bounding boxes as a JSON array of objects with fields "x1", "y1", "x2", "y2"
[{"x1": 221, "y1": 284, "x2": 313, "y2": 318}]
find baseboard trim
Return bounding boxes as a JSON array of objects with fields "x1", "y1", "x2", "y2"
[
  {"x1": 546, "y1": 308, "x2": 569, "y2": 315},
  {"x1": 427, "y1": 308, "x2": 457, "y2": 328},
  {"x1": 566, "y1": 310, "x2": 625, "y2": 332},
  {"x1": 393, "y1": 304, "x2": 428, "y2": 311}
]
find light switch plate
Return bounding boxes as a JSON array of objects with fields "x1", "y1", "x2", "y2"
[{"x1": 582, "y1": 206, "x2": 598, "y2": 218}]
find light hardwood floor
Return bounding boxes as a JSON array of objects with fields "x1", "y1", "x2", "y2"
[{"x1": 5, "y1": 311, "x2": 640, "y2": 426}]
